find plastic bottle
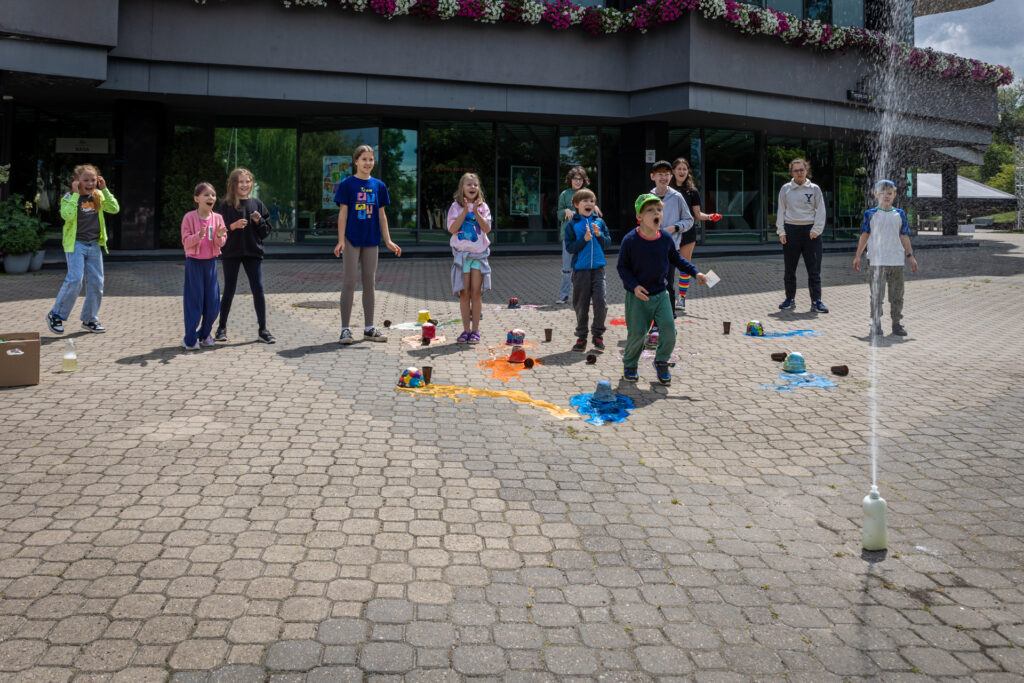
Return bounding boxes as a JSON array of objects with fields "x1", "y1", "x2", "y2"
[
  {"x1": 62, "y1": 339, "x2": 77, "y2": 372},
  {"x1": 862, "y1": 485, "x2": 888, "y2": 551}
]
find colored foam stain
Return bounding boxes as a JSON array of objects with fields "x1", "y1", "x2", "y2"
[
  {"x1": 618, "y1": 348, "x2": 682, "y2": 363},
  {"x1": 747, "y1": 330, "x2": 822, "y2": 339},
  {"x1": 570, "y1": 392, "x2": 636, "y2": 425},
  {"x1": 610, "y1": 318, "x2": 627, "y2": 326},
  {"x1": 761, "y1": 372, "x2": 837, "y2": 393},
  {"x1": 487, "y1": 305, "x2": 544, "y2": 313},
  {"x1": 396, "y1": 384, "x2": 575, "y2": 419},
  {"x1": 401, "y1": 334, "x2": 448, "y2": 348},
  {"x1": 478, "y1": 356, "x2": 543, "y2": 382},
  {"x1": 393, "y1": 318, "x2": 462, "y2": 331}
]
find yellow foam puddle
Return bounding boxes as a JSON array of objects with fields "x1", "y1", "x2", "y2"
[{"x1": 396, "y1": 384, "x2": 576, "y2": 419}]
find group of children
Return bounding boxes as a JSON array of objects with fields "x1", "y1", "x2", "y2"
[{"x1": 45, "y1": 150, "x2": 919, "y2": 383}]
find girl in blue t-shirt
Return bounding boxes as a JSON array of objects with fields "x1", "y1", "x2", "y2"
[
  {"x1": 333, "y1": 144, "x2": 402, "y2": 345},
  {"x1": 447, "y1": 173, "x2": 492, "y2": 344}
]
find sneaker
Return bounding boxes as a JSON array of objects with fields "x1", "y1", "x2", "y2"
[
  {"x1": 182, "y1": 341, "x2": 200, "y2": 351},
  {"x1": 258, "y1": 328, "x2": 276, "y2": 344},
  {"x1": 572, "y1": 337, "x2": 587, "y2": 352},
  {"x1": 456, "y1": 331, "x2": 471, "y2": 344},
  {"x1": 779, "y1": 298, "x2": 796, "y2": 310},
  {"x1": 676, "y1": 298, "x2": 686, "y2": 313},
  {"x1": 199, "y1": 336, "x2": 216, "y2": 347},
  {"x1": 339, "y1": 329, "x2": 354, "y2": 345},
  {"x1": 891, "y1": 323, "x2": 907, "y2": 336},
  {"x1": 871, "y1": 323, "x2": 884, "y2": 337},
  {"x1": 653, "y1": 360, "x2": 672, "y2": 386},
  {"x1": 644, "y1": 331, "x2": 659, "y2": 350},
  {"x1": 214, "y1": 327, "x2": 227, "y2": 342},
  {"x1": 623, "y1": 366, "x2": 639, "y2": 382},
  {"x1": 592, "y1": 336, "x2": 605, "y2": 351},
  {"x1": 812, "y1": 300, "x2": 829, "y2": 313},
  {"x1": 81, "y1": 321, "x2": 106, "y2": 333},
  {"x1": 363, "y1": 327, "x2": 387, "y2": 342},
  {"x1": 468, "y1": 331, "x2": 480, "y2": 344},
  {"x1": 556, "y1": 296, "x2": 569, "y2": 305},
  {"x1": 46, "y1": 313, "x2": 64, "y2": 334}
]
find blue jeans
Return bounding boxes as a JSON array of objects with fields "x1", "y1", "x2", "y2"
[
  {"x1": 50, "y1": 240, "x2": 104, "y2": 323},
  {"x1": 559, "y1": 243, "x2": 572, "y2": 300}
]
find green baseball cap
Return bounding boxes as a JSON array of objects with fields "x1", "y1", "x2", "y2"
[{"x1": 634, "y1": 193, "x2": 662, "y2": 214}]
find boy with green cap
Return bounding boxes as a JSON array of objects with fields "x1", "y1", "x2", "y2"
[{"x1": 617, "y1": 193, "x2": 708, "y2": 385}]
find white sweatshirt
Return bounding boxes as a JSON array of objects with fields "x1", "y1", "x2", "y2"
[{"x1": 776, "y1": 179, "x2": 826, "y2": 236}]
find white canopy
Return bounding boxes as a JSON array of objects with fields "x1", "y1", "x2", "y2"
[{"x1": 915, "y1": 174, "x2": 1016, "y2": 200}]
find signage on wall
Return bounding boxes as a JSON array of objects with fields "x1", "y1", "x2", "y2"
[
  {"x1": 55, "y1": 138, "x2": 109, "y2": 154},
  {"x1": 645, "y1": 149, "x2": 656, "y2": 163},
  {"x1": 846, "y1": 90, "x2": 872, "y2": 104}
]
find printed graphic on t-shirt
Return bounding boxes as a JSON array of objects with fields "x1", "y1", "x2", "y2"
[
  {"x1": 458, "y1": 213, "x2": 480, "y2": 243},
  {"x1": 80, "y1": 199, "x2": 97, "y2": 214},
  {"x1": 355, "y1": 188, "x2": 377, "y2": 220}
]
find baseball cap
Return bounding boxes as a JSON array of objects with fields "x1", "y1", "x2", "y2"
[
  {"x1": 634, "y1": 193, "x2": 662, "y2": 214},
  {"x1": 650, "y1": 159, "x2": 673, "y2": 172}
]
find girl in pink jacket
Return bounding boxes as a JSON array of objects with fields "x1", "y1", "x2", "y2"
[{"x1": 181, "y1": 182, "x2": 228, "y2": 350}]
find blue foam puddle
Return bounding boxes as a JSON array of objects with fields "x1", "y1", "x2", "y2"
[
  {"x1": 761, "y1": 372, "x2": 836, "y2": 393},
  {"x1": 748, "y1": 330, "x2": 822, "y2": 339},
  {"x1": 570, "y1": 393, "x2": 636, "y2": 425}
]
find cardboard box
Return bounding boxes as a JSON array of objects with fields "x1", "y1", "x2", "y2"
[{"x1": 0, "y1": 332, "x2": 41, "y2": 388}]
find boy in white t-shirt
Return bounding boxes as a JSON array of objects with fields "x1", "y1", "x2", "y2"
[{"x1": 853, "y1": 180, "x2": 919, "y2": 338}]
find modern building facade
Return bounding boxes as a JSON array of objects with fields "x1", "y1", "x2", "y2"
[{"x1": 0, "y1": 0, "x2": 1006, "y2": 251}]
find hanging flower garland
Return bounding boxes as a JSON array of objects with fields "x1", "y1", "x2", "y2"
[{"x1": 201, "y1": 0, "x2": 1013, "y2": 86}]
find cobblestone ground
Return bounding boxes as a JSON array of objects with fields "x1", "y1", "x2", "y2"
[{"x1": 1, "y1": 233, "x2": 1023, "y2": 682}]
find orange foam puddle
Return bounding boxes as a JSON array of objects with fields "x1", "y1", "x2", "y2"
[
  {"x1": 478, "y1": 357, "x2": 542, "y2": 382},
  {"x1": 396, "y1": 384, "x2": 575, "y2": 419},
  {"x1": 610, "y1": 318, "x2": 627, "y2": 326}
]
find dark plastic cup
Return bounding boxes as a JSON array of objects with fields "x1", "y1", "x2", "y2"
[
  {"x1": 831, "y1": 365, "x2": 849, "y2": 376},
  {"x1": 422, "y1": 366, "x2": 432, "y2": 384},
  {"x1": 586, "y1": 354, "x2": 597, "y2": 364},
  {"x1": 771, "y1": 352, "x2": 787, "y2": 362},
  {"x1": 544, "y1": 328, "x2": 553, "y2": 342},
  {"x1": 723, "y1": 321, "x2": 731, "y2": 334}
]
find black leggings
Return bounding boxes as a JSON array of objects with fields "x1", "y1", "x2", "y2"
[{"x1": 219, "y1": 257, "x2": 267, "y2": 329}]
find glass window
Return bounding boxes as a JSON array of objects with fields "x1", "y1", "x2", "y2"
[
  {"x1": 667, "y1": 128, "x2": 703, "y2": 238},
  {"x1": 559, "y1": 127, "x2": 599, "y2": 195},
  {"x1": 704, "y1": 129, "x2": 760, "y2": 242},
  {"x1": 832, "y1": 0, "x2": 863, "y2": 27},
  {"x1": 766, "y1": 137, "x2": 806, "y2": 231},
  {"x1": 419, "y1": 121, "x2": 494, "y2": 245},
  {"x1": 835, "y1": 141, "x2": 868, "y2": 239},
  {"x1": 598, "y1": 127, "x2": 622, "y2": 240},
  {"x1": 496, "y1": 123, "x2": 558, "y2": 244},
  {"x1": 380, "y1": 127, "x2": 418, "y2": 243},
  {"x1": 215, "y1": 127, "x2": 297, "y2": 244},
  {"x1": 296, "y1": 125, "x2": 377, "y2": 244},
  {"x1": 807, "y1": 139, "x2": 833, "y2": 237},
  {"x1": 768, "y1": 1, "x2": 803, "y2": 16},
  {"x1": 160, "y1": 125, "x2": 223, "y2": 248},
  {"x1": 805, "y1": 0, "x2": 831, "y2": 22}
]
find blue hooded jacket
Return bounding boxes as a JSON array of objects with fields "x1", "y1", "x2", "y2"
[{"x1": 564, "y1": 213, "x2": 610, "y2": 271}]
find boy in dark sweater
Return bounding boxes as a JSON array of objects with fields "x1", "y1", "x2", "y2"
[{"x1": 617, "y1": 194, "x2": 707, "y2": 385}]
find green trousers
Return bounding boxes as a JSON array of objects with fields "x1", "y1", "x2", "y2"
[
  {"x1": 622, "y1": 290, "x2": 675, "y2": 367},
  {"x1": 867, "y1": 265, "x2": 904, "y2": 325}
]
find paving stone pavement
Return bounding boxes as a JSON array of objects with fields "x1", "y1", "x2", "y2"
[{"x1": 0, "y1": 233, "x2": 1023, "y2": 681}]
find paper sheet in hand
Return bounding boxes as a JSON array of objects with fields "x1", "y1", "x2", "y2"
[{"x1": 705, "y1": 269, "x2": 721, "y2": 288}]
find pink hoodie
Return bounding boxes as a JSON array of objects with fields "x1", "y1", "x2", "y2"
[{"x1": 181, "y1": 210, "x2": 227, "y2": 259}]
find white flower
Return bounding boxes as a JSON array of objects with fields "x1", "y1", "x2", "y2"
[
  {"x1": 438, "y1": 0, "x2": 459, "y2": 19},
  {"x1": 700, "y1": 0, "x2": 726, "y2": 20},
  {"x1": 481, "y1": 0, "x2": 503, "y2": 24},
  {"x1": 521, "y1": 0, "x2": 543, "y2": 25},
  {"x1": 601, "y1": 8, "x2": 624, "y2": 33},
  {"x1": 757, "y1": 8, "x2": 779, "y2": 36}
]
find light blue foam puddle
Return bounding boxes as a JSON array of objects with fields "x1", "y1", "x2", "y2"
[
  {"x1": 570, "y1": 393, "x2": 636, "y2": 425},
  {"x1": 761, "y1": 372, "x2": 836, "y2": 393},
  {"x1": 747, "y1": 330, "x2": 822, "y2": 339}
]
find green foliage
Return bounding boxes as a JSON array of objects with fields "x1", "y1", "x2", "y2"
[
  {"x1": 994, "y1": 80, "x2": 1024, "y2": 145},
  {"x1": 380, "y1": 128, "x2": 417, "y2": 230},
  {"x1": 987, "y1": 163, "x2": 1015, "y2": 194},
  {"x1": 160, "y1": 127, "x2": 224, "y2": 247},
  {"x1": 978, "y1": 142, "x2": 1012, "y2": 183},
  {"x1": 0, "y1": 221, "x2": 44, "y2": 255}
]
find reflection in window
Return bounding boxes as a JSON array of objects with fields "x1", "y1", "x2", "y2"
[
  {"x1": 419, "y1": 121, "x2": 494, "y2": 245},
  {"x1": 215, "y1": 127, "x2": 297, "y2": 244},
  {"x1": 804, "y1": 0, "x2": 830, "y2": 22},
  {"x1": 703, "y1": 129, "x2": 759, "y2": 240},
  {"x1": 832, "y1": 0, "x2": 864, "y2": 27},
  {"x1": 296, "y1": 126, "x2": 377, "y2": 243},
  {"x1": 380, "y1": 128, "x2": 418, "y2": 242},
  {"x1": 835, "y1": 141, "x2": 868, "y2": 239},
  {"x1": 766, "y1": 137, "x2": 806, "y2": 231},
  {"x1": 496, "y1": 123, "x2": 557, "y2": 243}
]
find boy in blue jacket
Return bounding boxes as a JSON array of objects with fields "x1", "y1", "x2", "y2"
[
  {"x1": 618, "y1": 194, "x2": 707, "y2": 385},
  {"x1": 564, "y1": 189, "x2": 611, "y2": 352}
]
